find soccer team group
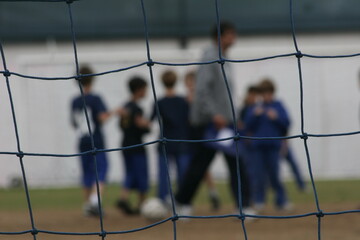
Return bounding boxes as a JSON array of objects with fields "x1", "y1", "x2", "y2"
[{"x1": 71, "y1": 22, "x2": 306, "y2": 217}]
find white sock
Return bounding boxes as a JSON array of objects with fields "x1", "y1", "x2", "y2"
[{"x1": 89, "y1": 193, "x2": 99, "y2": 206}]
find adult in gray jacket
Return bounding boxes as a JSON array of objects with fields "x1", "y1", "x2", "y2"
[{"x1": 174, "y1": 22, "x2": 251, "y2": 215}]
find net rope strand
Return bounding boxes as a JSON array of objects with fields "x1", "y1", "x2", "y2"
[
  {"x1": 143, "y1": 0, "x2": 182, "y2": 236},
  {"x1": 214, "y1": 0, "x2": 249, "y2": 238},
  {"x1": 0, "y1": 39, "x2": 38, "y2": 240},
  {"x1": 0, "y1": 0, "x2": 359, "y2": 238},
  {"x1": 139, "y1": 0, "x2": 179, "y2": 239},
  {"x1": 1, "y1": 131, "x2": 360, "y2": 159},
  {"x1": 3, "y1": 51, "x2": 360, "y2": 81},
  {"x1": 289, "y1": 1, "x2": 323, "y2": 239},
  {"x1": 66, "y1": 1, "x2": 106, "y2": 239}
]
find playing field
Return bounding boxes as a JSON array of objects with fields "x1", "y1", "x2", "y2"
[{"x1": 1, "y1": 180, "x2": 359, "y2": 240}]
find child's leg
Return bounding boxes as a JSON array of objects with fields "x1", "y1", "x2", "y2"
[
  {"x1": 121, "y1": 152, "x2": 135, "y2": 199},
  {"x1": 285, "y1": 146, "x2": 305, "y2": 191},
  {"x1": 175, "y1": 153, "x2": 191, "y2": 190},
  {"x1": 80, "y1": 153, "x2": 94, "y2": 203},
  {"x1": 158, "y1": 152, "x2": 170, "y2": 201},
  {"x1": 116, "y1": 152, "x2": 137, "y2": 215},
  {"x1": 251, "y1": 147, "x2": 267, "y2": 209},
  {"x1": 266, "y1": 147, "x2": 288, "y2": 208},
  {"x1": 134, "y1": 152, "x2": 149, "y2": 208},
  {"x1": 89, "y1": 152, "x2": 108, "y2": 206}
]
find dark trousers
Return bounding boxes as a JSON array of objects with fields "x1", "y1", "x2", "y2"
[
  {"x1": 284, "y1": 146, "x2": 305, "y2": 191},
  {"x1": 175, "y1": 126, "x2": 250, "y2": 208},
  {"x1": 248, "y1": 145, "x2": 287, "y2": 207}
]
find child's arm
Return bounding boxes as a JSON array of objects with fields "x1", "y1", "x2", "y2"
[
  {"x1": 95, "y1": 96, "x2": 115, "y2": 124},
  {"x1": 98, "y1": 111, "x2": 112, "y2": 124},
  {"x1": 135, "y1": 114, "x2": 151, "y2": 130},
  {"x1": 98, "y1": 107, "x2": 124, "y2": 124}
]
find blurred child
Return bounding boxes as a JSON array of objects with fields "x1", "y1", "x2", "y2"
[
  {"x1": 116, "y1": 76, "x2": 150, "y2": 215},
  {"x1": 245, "y1": 78, "x2": 291, "y2": 211},
  {"x1": 71, "y1": 65, "x2": 112, "y2": 217},
  {"x1": 151, "y1": 70, "x2": 190, "y2": 202},
  {"x1": 238, "y1": 85, "x2": 261, "y2": 129}
]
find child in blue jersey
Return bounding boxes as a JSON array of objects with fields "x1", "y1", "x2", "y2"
[
  {"x1": 71, "y1": 65, "x2": 112, "y2": 217},
  {"x1": 151, "y1": 70, "x2": 191, "y2": 202},
  {"x1": 245, "y1": 79, "x2": 291, "y2": 211},
  {"x1": 116, "y1": 76, "x2": 150, "y2": 215}
]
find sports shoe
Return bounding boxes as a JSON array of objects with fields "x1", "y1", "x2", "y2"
[
  {"x1": 242, "y1": 207, "x2": 258, "y2": 216},
  {"x1": 277, "y1": 202, "x2": 294, "y2": 213},
  {"x1": 253, "y1": 203, "x2": 265, "y2": 212},
  {"x1": 83, "y1": 203, "x2": 101, "y2": 217},
  {"x1": 209, "y1": 192, "x2": 221, "y2": 211},
  {"x1": 116, "y1": 199, "x2": 138, "y2": 215},
  {"x1": 175, "y1": 202, "x2": 193, "y2": 217}
]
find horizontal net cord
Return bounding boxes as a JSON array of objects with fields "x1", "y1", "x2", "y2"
[
  {"x1": 1, "y1": 209, "x2": 359, "y2": 236},
  {"x1": 1, "y1": 52, "x2": 360, "y2": 81},
  {"x1": 0, "y1": 130, "x2": 359, "y2": 158}
]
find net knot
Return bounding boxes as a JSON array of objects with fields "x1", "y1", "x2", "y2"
[
  {"x1": 75, "y1": 74, "x2": 82, "y2": 81},
  {"x1": 31, "y1": 229, "x2": 39, "y2": 236},
  {"x1": 301, "y1": 133, "x2": 308, "y2": 140},
  {"x1": 16, "y1": 151, "x2": 24, "y2": 158},
  {"x1": 91, "y1": 148, "x2": 98, "y2": 156},
  {"x1": 217, "y1": 58, "x2": 225, "y2": 65},
  {"x1": 160, "y1": 138, "x2": 167, "y2": 145},
  {"x1": 99, "y1": 231, "x2": 107, "y2": 237},
  {"x1": 234, "y1": 133, "x2": 241, "y2": 141},
  {"x1": 3, "y1": 70, "x2": 11, "y2": 77},
  {"x1": 172, "y1": 214, "x2": 179, "y2": 222},
  {"x1": 316, "y1": 210, "x2": 324, "y2": 218},
  {"x1": 238, "y1": 214, "x2": 246, "y2": 221},
  {"x1": 296, "y1": 51, "x2": 303, "y2": 58},
  {"x1": 147, "y1": 59, "x2": 154, "y2": 67}
]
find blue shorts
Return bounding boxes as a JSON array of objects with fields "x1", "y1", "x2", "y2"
[
  {"x1": 122, "y1": 152, "x2": 149, "y2": 193},
  {"x1": 81, "y1": 152, "x2": 108, "y2": 188}
]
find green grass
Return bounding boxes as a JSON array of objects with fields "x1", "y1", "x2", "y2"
[{"x1": 0, "y1": 179, "x2": 359, "y2": 211}]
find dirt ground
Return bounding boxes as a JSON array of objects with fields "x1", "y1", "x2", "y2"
[{"x1": 1, "y1": 203, "x2": 359, "y2": 240}]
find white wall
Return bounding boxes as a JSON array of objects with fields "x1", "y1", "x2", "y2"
[{"x1": 0, "y1": 33, "x2": 359, "y2": 188}]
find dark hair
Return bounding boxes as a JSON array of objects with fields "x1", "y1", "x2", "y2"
[
  {"x1": 211, "y1": 21, "x2": 236, "y2": 40},
  {"x1": 78, "y1": 65, "x2": 94, "y2": 87},
  {"x1": 161, "y1": 70, "x2": 177, "y2": 89},
  {"x1": 185, "y1": 71, "x2": 195, "y2": 82},
  {"x1": 247, "y1": 85, "x2": 260, "y2": 94},
  {"x1": 128, "y1": 76, "x2": 147, "y2": 94},
  {"x1": 258, "y1": 78, "x2": 275, "y2": 93}
]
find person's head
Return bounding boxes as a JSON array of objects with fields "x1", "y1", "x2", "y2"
[
  {"x1": 161, "y1": 70, "x2": 177, "y2": 90},
  {"x1": 245, "y1": 85, "x2": 260, "y2": 105},
  {"x1": 128, "y1": 76, "x2": 147, "y2": 99},
  {"x1": 211, "y1": 21, "x2": 237, "y2": 51},
  {"x1": 78, "y1": 65, "x2": 94, "y2": 88},
  {"x1": 184, "y1": 70, "x2": 196, "y2": 92},
  {"x1": 258, "y1": 78, "x2": 276, "y2": 103}
]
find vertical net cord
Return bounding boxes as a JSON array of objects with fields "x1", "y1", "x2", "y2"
[
  {"x1": 139, "y1": 0, "x2": 178, "y2": 239},
  {"x1": 0, "y1": 44, "x2": 37, "y2": 239},
  {"x1": 214, "y1": 0, "x2": 249, "y2": 238},
  {"x1": 66, "y1": 2, "x2": 106, "y2": 239},
  {"x1": 289, "y1": 0, "x2": 323, "y2": 239}
]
